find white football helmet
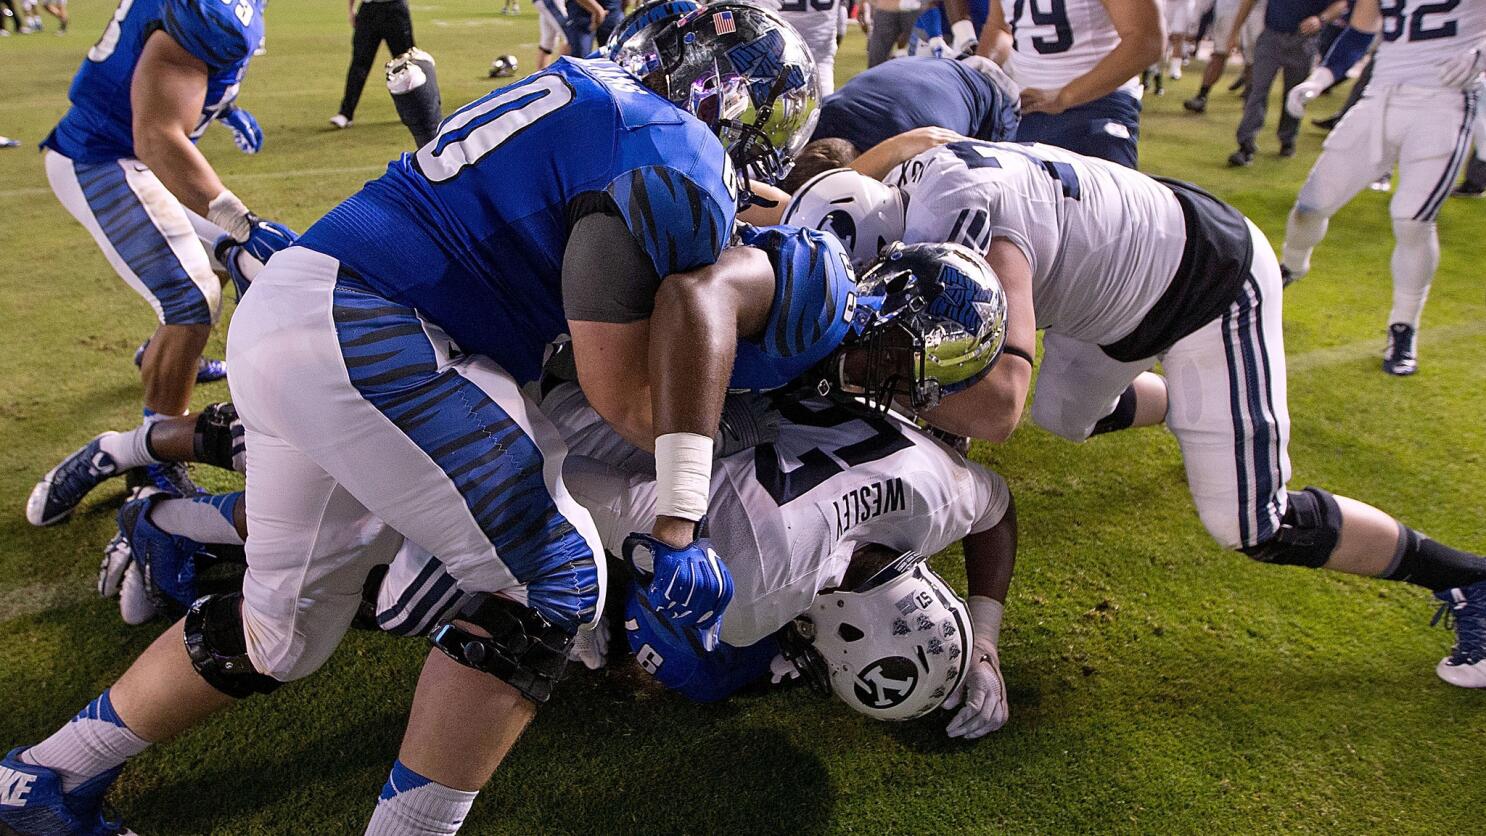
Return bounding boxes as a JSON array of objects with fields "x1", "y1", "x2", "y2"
[
  {"x1": 794, "y1": 551, "x2": 971, "y2": 721},
  {"x1": 780, "y1": 168, "x2": 906, "y2": 268}
]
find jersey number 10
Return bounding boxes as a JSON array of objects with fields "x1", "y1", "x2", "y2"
[{"x1": 416, "y1": 74, "x2": 575, "y2": 184}]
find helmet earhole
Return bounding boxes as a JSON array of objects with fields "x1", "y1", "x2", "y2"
[{"x1": 837, "y1": 623, "x2": 865, "y2": 642}]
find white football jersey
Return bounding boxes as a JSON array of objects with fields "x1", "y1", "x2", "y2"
[
  {"x1": 1370, "y1": 0, "x2": 1486, "y2": 87},
  {"x1": 759, "y1": 0, "x2": 842, "y2": 69},
  {"x1": 888, "y1": 141, "x2": 1186, "y2": 345},
  {"x1": 1000, "y1": 0, "x2": 1139, "y2": 93},
  {"x1": 545, "y1": 388, "x2": 1011, "y2": 648}
]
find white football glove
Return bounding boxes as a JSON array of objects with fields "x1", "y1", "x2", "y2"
[
  {"x1": 568, "y1": 615, "x2": 609, "y2": 671},
  {"x1": 1285, "y1": 67, "x2": 1334, "y2": 119},
  {"x1": 118, "y1": 562, "x2": 159, "y2": 626},
  {"x1": 950, "y1": 19, "x2": 979, "y2": 57},
  {"x1": 1439, "y1": 43, "x2": 1485, "y2": 89},
  {"x1": 942, "y1": 645, "x2": 1009, "y2": 739}
]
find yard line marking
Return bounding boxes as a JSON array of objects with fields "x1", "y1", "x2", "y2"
[
  {"x1": 1287, "y1": 321, "x2": 1486, "y2": 374},
  {"x1": 0, "y1": 579, "x2": 89, "y2": 626},
  {"x1": 0, "y1": 165, "x2": 385, "y2": 200}
]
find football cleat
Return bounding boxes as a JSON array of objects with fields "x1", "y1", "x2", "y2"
[
  {"x1": 1279, "y1": 265, "x2": 1300, "y2": 288},
  {"x1": 1182, "y1": 94, "x2": 1207, "y2": 113},
  {"x1": 132, "y1": 340, "x2": 227, "y2": 383},
  {"x1": 0, "y1": 748, "x2": 132, "y2": 836},
  {"x1": 134, "y1": 460, "x2": 202, "y2": 500},
  {"x1": 1451, "y1": 181, "x2": 1485, "y2": 199},
  {"x1": 1432, "y1": 580, "x2": 1486, "y2": 688},
  {"x1": 26, "y1": 436, "x2": 119, "y2": 527},
  {"x1": 328, "y1": 114, "x2": 352, "y2": 129},
  {"x1": 1227, "y1": 146, "x2": 1254, "y2": 167},
  {"x1": 117, "y1": 494, "x2": 208, "y2": 619},
  {"x1": 1279, "y1": 142, "x2": 1296, "y2": 158},
  {"x1": 1382, "y1": 323, "x2": 1418, "y2": 376}
]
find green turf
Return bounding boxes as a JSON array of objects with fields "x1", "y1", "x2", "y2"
[{"x1": 1, "y1": 2, "x2": 1484, "y2": 833}]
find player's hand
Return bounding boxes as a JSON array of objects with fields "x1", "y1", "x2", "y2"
[
  {"x1": 218, "y1": 106, "x2": 263, "y2": 154},
  {"x1": 568, "y1": 616, "x2": 609, "y2": 670},
  {"x1": 1284, "y1": 68, "x2": 1333, "y2": 119},
  {"x1": 769, "y1": 653, "x2": 801, "y2": 685},
  {"x1": 240, "y1": 217, "x2": 299, "y2": 264},
  {"x1": 716, "y1": 393, "x2": 780, "y2": 457},
  {"x1": 623, "y1": 529, "x2": 733, "y2": 646},
  {"x1": 590, "y1": 8, "x2": 607, "y2": 32},
  {"x1": 942, "y1": 644, "x2": 1008, "y2": 739},
  {"x1": 1020, "y1": 87, "x2": 1067, "y2": 115},
  {"x1": 1298, "y1": 15, "x2": 1322, "y2": 36},
  {"x1": 1439, "y1": 44, "x2": 1485, "y2": 88}
]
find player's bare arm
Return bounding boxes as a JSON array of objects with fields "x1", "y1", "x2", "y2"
[
  {"x1": 920, "y1": 239, "x2": 1036, "y2": 442},
  {"x1": 849, "y1": 126, "x2": 968, "y2": 179},
  {"x1": 1022, "y1": 0, "x2": 1164, "y2": 114},
  {"x1": 977, "y1": 0, "x2": 1014, "y2": 64},
  {"x1": 130, "y1": 31, "x2": 226, "y2": 216},
  {"x1": 944, "y1": 498, "x2": 1017, "y2": 738}
]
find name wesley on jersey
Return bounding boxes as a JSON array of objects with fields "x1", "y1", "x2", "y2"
[{"x1": 830, "y1": 477, "x2": 906, "y2": 538}]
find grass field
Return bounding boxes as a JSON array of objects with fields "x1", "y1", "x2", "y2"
[{"x1": 2, "y1": 2, "x2": 1484, "y2": 832}]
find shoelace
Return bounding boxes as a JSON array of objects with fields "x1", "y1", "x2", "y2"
[
  {"x1": 149, "y1": 461, "x2": 198, "y2": 496},
  {"x1": 1432, "y1": 595, "x2": 1486, "y2": 665}
]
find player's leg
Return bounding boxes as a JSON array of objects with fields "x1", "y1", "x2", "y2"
[
  {"x1": 1186, "y1": 0, "x2": 1231, "y2": 112},
  {"x1": 335, "y1": 2, "x2": 383, "y2": 124},
  {"x1": 1169, "y1": 224, "x2": 1486, "y2": 686},
  {"x1": 1274, "y1": 34, "x2": 1315, "y2": 156},
  {"x1": 1029, "y1": 332, "x2": 1155, "y2": 443},
  {"x1": 1280, "y1": 93, "x2": 1389, "y2": 283},
  {"x1": 1380, "y1": 90, "x2": 1479, "y2": 374}
]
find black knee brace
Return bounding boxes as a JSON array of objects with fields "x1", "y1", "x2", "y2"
[
  {"x1": 1091, "y1": 384, "x2": 1140, "y2": 436},
  {"x1": 386, "y1": 48, "x2": 442, "y2": 148},
  {"x1": 428, "y1": 595, "x2": 573, "y2": 704},
  {"x1": 183, "y1": 593, "x2": 283, "y2": 699},
  {"x1": 1239, "y1": 487, "x2": 1342, "y2": 568},
  {"x1": 193, "y1": 402, "x2": 244, "y2": 473}
]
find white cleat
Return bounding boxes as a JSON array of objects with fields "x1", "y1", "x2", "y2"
[{"x1": 329, "y1": 114, "x2": 352, "y2": 129}]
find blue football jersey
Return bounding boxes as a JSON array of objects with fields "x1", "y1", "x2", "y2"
[
  {"x1": 43, "y1": 0, "x2": 262, "y2": 163},
  {"x1": 298, "y1": 59, "x2": 738, "y2": 384}
]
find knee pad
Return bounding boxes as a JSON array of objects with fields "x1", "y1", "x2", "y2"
[
  {"x1": 1239, "y1": 487, "x2": 1342, "y2": 568},
  {"x1": 428, "y1": 594, "x2": 572, "y2": 704},
  {"x1": 193, "y1": 402, "x2": 245, "y2": 473},
  {"x1": 183, "y1": 593, "x2": 283, "y2": 699},
  {"x1": 386, "y1": 48, "x2": 442, "y2": 148},
  {"x1": 1390, "y1": 217, "x2": 1435, "y2": 247}
]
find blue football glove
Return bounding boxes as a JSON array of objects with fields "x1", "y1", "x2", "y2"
[
  {"x1": 240, "y1": 217, "x2": 298, "y2": 264},
  {"x1": 623, "y1": 529, "x2": 733, "y2": 649},
  {"x1": 217, "y1": 106, "x2": 263, "y2": 154}
]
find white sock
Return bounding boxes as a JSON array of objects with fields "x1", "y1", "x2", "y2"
[
  {"x1": 97, "y1": 423, "x2": 160, "y2": 471},
  {"x1": 1388, "y1": 218, "x2": 1438, "y2": 328},
  {"x1": 1282, "y1": 205, "x2": 1330, "y2": 279},
  {"x1": 365, "y1": 760, "x2": 478, "y2": 836},
  {"x1": 149, "y1": 492, "x2": 245, "y2": 545},
  {"x1": 22, "y1": 690, "x2": 149, "y2": 792}
]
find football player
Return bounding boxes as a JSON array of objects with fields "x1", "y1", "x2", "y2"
[
  {"x1": 34, "y1": 0, "x2": 296, "y2": 521},
  {"x1": 0, "y1": 6, "x2": 824, "y2": 834},
  {"x1": 763, "y1": 0, "x2": 848, "y2": 94},
  {"x1": 979, "y1": 0, "x2": 1165, "y2": 167},
  {"x1": 1279, "y1": 0, "x2": 1484, "y2": 375},
  {"x1": 536, "y1": 0, "x2": 570, "y2": 68},
  {"x1": 1184, "y1": 0, "x2": 1260, "y2": 113},
  {"x1": 782, "y1": 144, "x2": 1486, "y2": 691}
]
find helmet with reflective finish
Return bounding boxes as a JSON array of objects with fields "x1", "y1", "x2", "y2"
[
  {"x1": 780, "y1": 167, "x2": 906, "y2": 268},
  {"x1": 844, "y1": 241, "x2": 1008, "y2": 412},
  {"x1": 606, "y1": 0, "x2": 703, "y2": 57},
  {"x1": 794, "y1": 551, "x2": 971, "y2": 721},
  {"x1": 611, "y1": 1, "x2": 819, "y2": 186}
]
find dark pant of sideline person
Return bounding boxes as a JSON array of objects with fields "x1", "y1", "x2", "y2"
[
  {"x1": 339, "y1": 0, "x2": 417, "y2": 122},
  {"x1": 1237, "y1": 29, "x2": 1317, "y2": 152}
]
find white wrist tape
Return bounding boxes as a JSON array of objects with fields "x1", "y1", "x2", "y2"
[
  {"x1": 968, "y1": 595, "x2": 1004, "y2": 652},
  {"x1": 951, "y1": 19, "x2": 977, "y2": 49},
  {"x1": 655, "y1": 432, "x2": 713, "y2": 521},
  {"x1": 207, "y1": 190, "x2": 253, "y2": 243}
]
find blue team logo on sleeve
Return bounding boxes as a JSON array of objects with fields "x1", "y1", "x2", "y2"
[
  {"x1": 604, "y1": 165, "x2": 731, "y2": 279},
  {"x1": 164, "y1": 0, "x2": 261, "y2": 69}
]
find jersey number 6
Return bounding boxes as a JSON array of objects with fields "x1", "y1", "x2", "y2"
[{"x1": 417, "y1": 74, "x2": 576, "y2": 184}]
